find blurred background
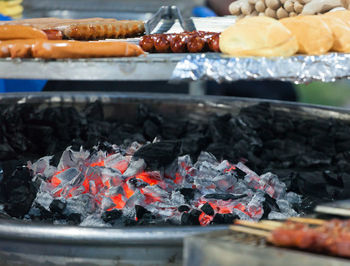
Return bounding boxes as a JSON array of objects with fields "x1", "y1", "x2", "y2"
[{"x1": 0, "y1": 0, "x2": 350, "y2": 108}]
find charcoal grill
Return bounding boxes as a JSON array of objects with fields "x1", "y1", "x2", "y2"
[{"x1": 1, "y1": 92, "x2": 350, "y2": 265}]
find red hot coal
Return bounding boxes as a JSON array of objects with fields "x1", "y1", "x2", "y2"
[
  {"x1": 0, "y1": 102, "x2": 350, "y2": 226},
  {"x1": 24, "y1": 143, "x2": 300, "y2": 227}
]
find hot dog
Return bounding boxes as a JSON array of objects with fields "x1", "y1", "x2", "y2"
[
  {"x1": 32, "y1": 40, "x2": 144, "y2": 59},
  {"x1": 0, "y1": 25, "x2": 48, "y2": 40},
  {"x1": 0, "y1": 40, "x2": 36, "y2": 58}
]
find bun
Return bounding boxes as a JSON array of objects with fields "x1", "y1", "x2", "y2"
[
  {"x1": 219, "y1": 16, "x2": 298, "y2": 57},
  {"x1": 321, "y1": 14, "x2": 350, "y2": 52},
  {"x1": 280, "y1": 15, "x2": 333, "y2": 55}
]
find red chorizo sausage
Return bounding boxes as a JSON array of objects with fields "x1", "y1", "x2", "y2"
[
  {"x1": 139, "y1": 35, "x2": 154, "y2": 52},
  {"x1": 208, "y1": 34, "x2": 220, "y2": 52},
  {"x1": 170, "y1": 35, "x2": 187, "y2": 53},
  {"x1": 153, "y1": 35, "x2": 170, "y2": 53},
  {"x1": 187, "y1": 36, "x2": 205, "y2": 53}
]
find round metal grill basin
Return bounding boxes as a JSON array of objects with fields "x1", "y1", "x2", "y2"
[{"x1": 1, "y1": 92, "x2": 350, "y2": 265}]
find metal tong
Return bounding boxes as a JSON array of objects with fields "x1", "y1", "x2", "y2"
[{"x1": 145, "y1": 6, "x2": 196, "y2": 35}]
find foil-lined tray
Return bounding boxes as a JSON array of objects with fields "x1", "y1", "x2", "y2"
[{"x1": 171, "y1": 53, "x2": 350, "y2": 84}]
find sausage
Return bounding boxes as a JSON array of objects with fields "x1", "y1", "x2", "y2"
[
  {"x1": 153, "y1": 35, "x2": 170, "y2": 53},
  {"x1": 139, "y1": 32, "x2": 221, "y2": 53},
  {"x1": 43, "y1": 29, "x2": 63, "y2": 40},
  {"x1": 208, "y1": 34, "x2": 220, "y2": 52},
  {"x1": 0, "y1": 25, "x2": 48, "y2": 40},
  {"x1": 0, "y1": 40, "x2": 36, "y2": 58},
  {"x1": 32, "y1": 40, "x2": 144, "y2": 59},
  {"x1": 2, "y1": 18, "x2": 145, "y2": 40},
  {"x1": 0, "y1": 41, "x2": 10, "y2": 57},
  {"x1": 10, "y1": 42, "x2": 33, "y2": 58},
  {"x1": 170, "y1": 35, "x2": 187, "y2": 53},
  {"x1": 58, "y1": 20, "x2": 145, "y2": 40},
  {"x1": 187, "y1": 36, "x2": 206, "y2": 53},
  {"x1": 139, "y1": 35, "x2": 154, "y2": 52}
]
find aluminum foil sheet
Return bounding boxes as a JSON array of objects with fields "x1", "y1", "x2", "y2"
[{"x1": 171, "y1": 53, "x2": 350, "y2": 84}]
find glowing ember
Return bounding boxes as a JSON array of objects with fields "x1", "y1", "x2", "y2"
[{"x1": 27, "y1": 142, "x2": 301, "y2": 227}]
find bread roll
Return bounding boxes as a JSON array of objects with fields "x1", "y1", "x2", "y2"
[
  {"x1": 219, "y1": 16, "x2": 298, "y2": 57},
  {"x1": 323, "y1": 10, "x2": 350, "y2": 23},
  {"x1": 280, "y1": 15, "x2": 334, "y2": 54},
  {"x1": 321, "y1": 14, "x2": 350, "y2": 52}
]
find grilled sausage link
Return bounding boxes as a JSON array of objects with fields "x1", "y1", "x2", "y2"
[
  {"x1": 59, "y1": 20, "x2": 145, "y2": 40},
  {"x1": 139, "y1": 31, "x2": 220, "y2": 53},
  {"x1": 139, "y1": 35, "x2": 154, "y2": 52},
  {"x1": 187, "y1": 36, "x2": 206, "y2": 53},
  {"x1": 0, "y1": 25, "x2": 48, "y2": 40},
  {"x1": 153, "y1": 35, "x2": 170, "y2": 53},
  {"x1": 32, "y1": 40, "x2": 144, "y2": 59},
  {"x1": 170, "y1": 35, "x2": 188, "y2": 53},
  {"x1": 208, "y1": 34, "x2": 221, "y2": 52}
]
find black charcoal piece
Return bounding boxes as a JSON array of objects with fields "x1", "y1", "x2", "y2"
[
  {"x1": 209, "y1": 114, "x2": 233, "y2": 142},
  {"x1": 123, "y1": 218, "x2": 137, "y2": 226},
  {"x1": 128, "y1": 177, "x2": 148, "y2": 188},
  {"x1": 3, "y1": 166, "x2": 36, "y2": 218},
  {"x1": 0, "y1": 143, "x2": 16, "y2": 160},
  {"x1": 181, "y1": 210, "x2": 201, "y2": 226},
  {"x1": 323, "y1": 170, "x2": 343, "y2": 188},
  {"x1": 211, "y1": 213, "x2": 236, "y2": 224},
  {"x1": 180, "y1": 188, "x2": 196, "y2": 202},
  {"x1": 262, "y1": 194, "x2": 280, "y2": 219},
  {"x1": 135, "y1": 205, "x2": 151, "y2": 220},
  {"x1": 161, "y1": 119, "x2": 187, "y2": 139},
  {"x1": 143, "y1": 120, "x2": 159, "y2": 140},
  {"x1": 297, "y1": 172, "x2": 329, "y2": 199},
  {"x1": 234, "y1": 168, "x2": 247, "y2": 179},
  {"x1": 102, "y1": 209, "x2": 122, "y2": 223},
  {"x1": 95, "y1": 141, "x2": 117, "y2": 154},
  {"x1": 297, "y1": 151, "x2": 332, "y2": 167},
  {"x1": 137, "y1": 104, "x2": 162, "y2": 126},
  {"x1": 83, "y1": 101, "x2": 104, "y2": 121},
  {"x1": 204, "y1": 193, "x2": 247, "y2": 201},
  {"x1": 49, "y1": 199, "x2": 66, "y2": 214},
  {"x1": 137, "y1": 213, "x2": 157, "y2": 225},
  {"x1": 201, "y1": 203, "x2": 214, "y2": 216},
  {"x1": 178, "y1": 205, "x2": 190, "y2": 212},
  {"x1": 133, "y1": 141, "x2": 182, "y2": 169},
  {"x1": 67, "y1": 213, "x2": 81, "y2": 225}
]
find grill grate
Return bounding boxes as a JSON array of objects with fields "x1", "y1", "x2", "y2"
[{"x1": 22, "y1": 0, "x2": 204, "y2": 14}]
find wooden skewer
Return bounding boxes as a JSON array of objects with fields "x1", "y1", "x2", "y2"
[
  {"x1": 287, "y1": 217, "x2": 325, "y2": 225},
  {"x1": 260, "y1": 220, "x2": 284, "y2": 228},
  {"x1": 230, "y1": 225, "x2": 271, "y2": 238},
  {"x1": 234, "y1": 220, "x2": 280, "y2": 231}
]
